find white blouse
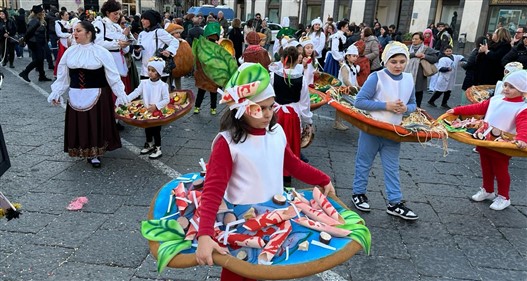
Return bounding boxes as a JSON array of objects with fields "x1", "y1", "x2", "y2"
[
  {"x1": 307, "y1": 31, "x2": 326, "y2": 59},
  {"x1": 48, "y1": 43, "x2": 127, "y2": 105},
  {"x1": 132, "y1": 28, "x2": 179, "y2": 77},
  {"x1": 55, "y1": 20, "x2": 71, "y2": 48},
  {"x1": 93, "y1": 17, "x2": 128, "y2": 51},
  {"x1": 127, "y1": 79, "x2": 170, "y2": 110}
]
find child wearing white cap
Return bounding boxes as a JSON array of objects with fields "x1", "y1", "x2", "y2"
[
  {"x1": 447, "y1": 70, "x2": 527, "y2": 211},
  {"x1": 195, "y1": 63, "x2": 335, "y2": 280},
  {"x1": 127, "y1": 57, "x2": 170, "y2": 159},
  {"x1": 334, "y1": 45, "x2": 361, "y2": 130},
  {"x1": 351, "y1": 42, "x2": 419, "y2": 220}
]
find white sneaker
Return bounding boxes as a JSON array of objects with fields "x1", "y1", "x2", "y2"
[
  {"x1": 489, "y1": 195, "x2": 510, "y2": 211},
  {"x1": 149, "y1": 146, "x2": 162, "y2": 159},
  {"x1": 140, "y1": 142, "x2": 154, "y2": 154},
  {"x1": 471, "y1": 188, "x2": 495, "y2": 202},
  {"x1": 333, "y1": 121, "x2": 349, "y2": 131}
]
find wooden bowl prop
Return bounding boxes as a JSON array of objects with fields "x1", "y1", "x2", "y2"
[
  {"x1": 325, "y1": 87, "x2": 447, "y2": 143},
  {"x1": 313, "y1": 72, "x2": 342, "y2": 92},
  {"x1": 115, "y1": 90, "x2": 194, "y2": 129},
  {"x1": 438, "y1": 113, "x2": 527, "y2": 157},
  {"x1": 142, "y1": 173, "x2": 370, "y2": 280},
  {"x1": 309, "y1": 88, "x2": 327, "y2": 111},
  {"x1": 172, "y1": 40, "x2": 194, "y2": 78},
  {"x1": 465, "y1": 85, "x2": 495, "y2": 104}
]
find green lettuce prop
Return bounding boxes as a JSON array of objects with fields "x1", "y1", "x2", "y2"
[
  {"x1": 192, "y1": 36, "x2": 238, "y2": 88},
  {"x1": 141, "y1": 220, "x2": 192, "y2": 273},
  {"x1": 336, "y1": 209, "x2": 371, "y2": 255}
]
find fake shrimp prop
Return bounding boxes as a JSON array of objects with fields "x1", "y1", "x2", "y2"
[
  {"x1": 185, "y1": 212, "x2": 201, "y2": 241},
  {"x1": 171, "y1": 182, "x2": 188, "y2": 214},
  {"x1": 312, "y1": 187, "x2": 345, "y2": 224},
  {"x1": 293, "y1": 200, "x2": 341, "y2": 226},
  {"x1": 243, "y1": 206, "x2": 297, "y2": 231},
  {"x1": 294, "y1": 217, "x2": 351, "y2": 238},
  {"x1": 217, "y1": 232, "x2": 266, "y2": 249},
  {"x1": 258, "y1": 220, "x2": 292, "y2": 264}
]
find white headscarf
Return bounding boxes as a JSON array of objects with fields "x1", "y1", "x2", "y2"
[
  {"x1": 381, "y1": 41, "x2": 409, "y2": 63},
  {"x1": 504, "y1": 70, "x2": 527, "y2": 93}
]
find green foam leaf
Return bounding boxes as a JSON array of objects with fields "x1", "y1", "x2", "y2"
[
  {"x1": 141, "y1": 220, "x2": 185, "y2": 242},
  {"x1": 157, "y1": 239, "x2": 192, "y2": 273}
]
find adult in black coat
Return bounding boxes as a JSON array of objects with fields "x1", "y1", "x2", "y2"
[
  {"x1": 460, "y1": 36, "x2": 486, "y2": 105},
  {"x1": 0, "y1": 9, "x2": 18, "y2": 68},
  {"x1": 14, "y1": 8, "x2": 26, "y2": 58},
  {"x1": 19, "y1": 5, "x2": 52, "y2": 83},
  {"x1": 186, "y1": 17, "x2": 203, "y2": 47},
  {"x1": 227, "y1": 18, "x2": 243, "y2": 64},
  {"x1": 501, "y1": 35, "x2": 527, "y2": 69},
  {"x1": 475, "y1": 27, "x2": 512, "y2": 85}
]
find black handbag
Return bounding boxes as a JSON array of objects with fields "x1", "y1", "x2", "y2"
[{"x1": 154, "y1": 30, "x2": 176, "y2": 74}]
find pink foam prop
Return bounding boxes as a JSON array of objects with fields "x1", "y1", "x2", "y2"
[
  {"x1": 66, "y1": 197, "x2": 88, "y2": 211},
  {"x1": 243, "y1": 206, "x2": 297, "y2": 232},
  {"x1": 294, "y1": 217, "x2": 351, "y2": 238},
  {"x1": 312, "y1": 187, "x2": 344, "y2": 224}
]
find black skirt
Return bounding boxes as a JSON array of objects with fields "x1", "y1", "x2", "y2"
[{"x1": 64, "y1": 86, "x2": 122, "y2": 158}]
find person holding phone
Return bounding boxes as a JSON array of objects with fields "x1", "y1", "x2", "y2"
[{"x1": 476, "y1": 27, "x2": 512, "y2": 86}]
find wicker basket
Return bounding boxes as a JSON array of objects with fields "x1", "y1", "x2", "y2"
[
  {"x1": 325, "y1": 94, "x2": 443, "y2": 143},
  {"x1": 438, "y1": 113, "x2": 527, "y2": 157},
  {"x1": 146, "y1": 185, "x2": 362, "y2": 280},
  {"x1": 115, "y1": 90, "x2": 195, "y2": 129},
  {"x1": 465, "y1": 85, "x2": 495, "y2": 104}
]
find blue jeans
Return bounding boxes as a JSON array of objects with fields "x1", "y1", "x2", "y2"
[
  {"x1": 15, "y1": 33, "x2": 24, "y2": 57},
  {"x1": 353, "y1": 131, "x2": 402, "y2": 204}
]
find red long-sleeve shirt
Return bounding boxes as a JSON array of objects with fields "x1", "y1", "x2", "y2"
[
  {"x1": 196, "y1": 127, "x2": 331, "y2": 238},
  {"x1": 452, "y1": 96, "x2": 527, "y2": 142}
]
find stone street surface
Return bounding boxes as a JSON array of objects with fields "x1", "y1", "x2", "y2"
[{"x1": 0, "y1": 56, "x2": 526, "y2": 281}]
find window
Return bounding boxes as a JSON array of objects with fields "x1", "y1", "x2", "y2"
[{"x1": 487, "y1": 6, "x2": 527, "y2": 34}]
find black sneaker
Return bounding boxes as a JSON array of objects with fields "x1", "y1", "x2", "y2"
[
  {"x1": 386, "y1": 202, "x2": 418, "y2": 220},
  {"x1": 38, "y1": 76, "x2": 52, "y2": 82},
  {"x1": 352, "y1": 194, "x2": 371, "y2": 212},
  {"x1": 427, "y1": 101, "x2": 437, "y2": 107}
]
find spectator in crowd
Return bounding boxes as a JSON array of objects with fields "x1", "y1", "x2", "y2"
[
  {"x1": 131, "y1": 15, "x2": 142, "y2": 38},
  {"x1": 511, "y1": 26, "x2": 524, "y2": 47},
  {"x1": 19, "y1": 5, "x2": 52, "y2": 83},
  {"x1": 404, "y1": 32, "x2": 438, "y2": 107},
  {"x1": 228, "y1": 18, "x2": 244, "y2": 64},
  {"x1": 243, "y1": 19, "x2": 255, "y2": 47},
  {"x1": 476, "y1": 27, "x2": 512, "y2": 85},
  {"x1": 186, "y1": 15, "x2": 203, "y2": 47},
  {"x1": 362, "y1": 27, "x2": 381, "y2": 72},
  {"x1": 502, "y1": 31, "x2": 527, "y2": 69},
  {"x1": 217, "y1": 11, "x2": 228, "y2": 38},
  {"x1": 377, "y1": 25, "x2": 391, "y2": 49},
  {"x1": 253, "y1": 13, "x2": 262, "y2": 32},
  {"x1": 14, "y1": 8, "x2": 26, "y2": 58},
  {"x1": 373, "y1": 21, "x2": 382, "y2": 37},
  {"x1": 460, "y1": 36, "x2": 486, "y2": 105},
  {"x1": 260, "y1": 19, "x2": 272, "y2": 51},
  {"x1": 433, "y1": 22, "x2": 452, "y2": 52},
  {"x1": 388, "y1": 24, "x2": 402, "y2": 42},
  {"x1": 0, "y1": 9, "x2": 17, "y2": 68},
  {"x1": 423, "y1": 28, "x2": 434, "y2": 48},
  {"x1": 181, "y1": 13, "x2": 194, "y2": 39}
]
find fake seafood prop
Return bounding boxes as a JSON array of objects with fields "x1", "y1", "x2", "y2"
[{"x1": 141, "y1": 174, "x2": 370, "y2": 278}]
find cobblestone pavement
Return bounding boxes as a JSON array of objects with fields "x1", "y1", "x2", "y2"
[{"x1": 0, "y1": 56, "x2": 526, "y2": 281}]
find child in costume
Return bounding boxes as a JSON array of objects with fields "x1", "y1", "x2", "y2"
[
  {"x1": 300, "y1": 36, "x2": 320, "y2": 86},
  {"x1": 323, "y1": 20, "x2": 348, "y2": 78},
  {"x1": 494, "y1": 62, "x2": 524, "y2": 98},
  {"x1": 193, "y1": 22, "x2": 221, "y2": 115},
  {"x1": 240, "y1": 31, "x2": 271, "y2": 70},
  {"x1": 195, "y1": 63, "x2": 336, "y2": 281},
  {"x1": 351, "y1": 42, "x2": 419, "y2": 221},
  {"x1": 269, "y1": 47, "x2": 312, "y2": 185},
  {"x1": 127, "y1": 58, "x2": 170, "y2": 159},
  {"x1": 334, "y1": 45, "x2": 360, "y2": 131},
  {"x1": 427, "y1": 46, "x2": 465, "y2": 109},
  {"x1": 446, "y1": 70, "x2": 527, "y2": 210}
]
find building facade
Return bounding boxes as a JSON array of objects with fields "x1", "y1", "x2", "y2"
[{"x1": 9, "y1": 0, "x2": 526, "y2": 45}]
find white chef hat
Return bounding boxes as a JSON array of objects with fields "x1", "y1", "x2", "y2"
[
  {"x1": 300, "y1": 36, "x2": 313, "y2": 47},
  {"x1": 345, "y1": 45, "x2": 359, "y2": 55},
  {"x1": 147, "y1": 57, "x2": 165, "y2": 76},
  {"x1": 504, "y1": 61, "x2": 524, "y2": 75},
  {"x1": 503, "y1": 70, "x2": 527, "y2": 93},
  {"x1": 311, "y1": 17, "x2": 322, "y2": 26},
  {"x1": 381, "y1": 41, "x2": 409, "y2": 63}
]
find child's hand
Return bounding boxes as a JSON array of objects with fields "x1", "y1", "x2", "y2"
[
  {"x1": 147, "y1": 104, "x2": 157, "y2": 112},
  {"x1": 514, "y1": 140, "x2": 527, "y2": 149},
  {"x1": 446, "y1": 109, "x2": 454, "y2": 114},
  {"x1": 321, "y1": 182, "x2": 336, "y2": 197},
  {"x1": 196, "y1": 235, "x2": 229, "y2": 266}
]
